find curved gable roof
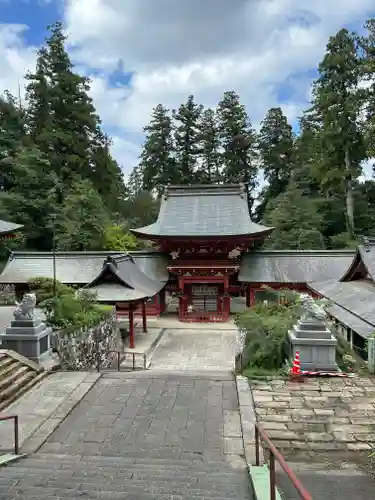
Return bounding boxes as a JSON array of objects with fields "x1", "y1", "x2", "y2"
[
  {"x1": 85, "y1": 255, "x2": 165, "y2": 302},
  {"x1": 131, "y1": 184, "x2": 274, "y2": 238},
  {"x1": 341, "y1": 240, "x2": 375, "y2": 281}
]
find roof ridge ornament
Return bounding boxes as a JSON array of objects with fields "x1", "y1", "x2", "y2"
[{"x1": 104, "y1": 255, "x2": 118, "y2": 267}]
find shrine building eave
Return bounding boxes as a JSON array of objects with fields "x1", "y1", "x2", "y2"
[
  {"x1": 84, "y1": 254, "x2": 166, "y2": 302},
  {"x1": 0, "y1": 219, "x2": 23, "y2": 236},
  {"x1": 130, "y1": 183, "x2": 274, "y2": 239}
]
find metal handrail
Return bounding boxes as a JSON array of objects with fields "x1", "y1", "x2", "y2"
[
  {"x1": 0, "y1": 415, "x2": 19, "y2": 455},
  {"x1": 95, "y1": 350, "x2": 147, "y2": 372},
  {"x1": 255, "y1": 423, "x2": 312, "y2": 500}
]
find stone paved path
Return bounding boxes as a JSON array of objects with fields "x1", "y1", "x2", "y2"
[
  {"x1": 0, "y1": 372, "x2": 253, "y2": 499},
  {"x1": 150, "y1": 328, "x2": 236, "y2": 371}
]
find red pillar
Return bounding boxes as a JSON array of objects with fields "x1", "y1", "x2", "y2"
[
  {"x1": 246, "y1": 286, "x2": 250, "y2": 307},
  {"x1": 159, "y1": 289, "x2": 166, "y2": 313},
  {"x1": 250, "y1": 288, "x2": 255, "y2": 306},
  {"x1": 142, "y1": 300, "x2": 147, "y2": 333},
  {"x1": 129, "y1": 304, "x2": 135, "y2": 348}
]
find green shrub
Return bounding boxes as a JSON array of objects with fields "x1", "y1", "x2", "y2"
[
  {"x1": 235, "y1": 289, "x2": 300, "y2": 372},
  {"x1": 28, "y1": 277, "x2": 112, "y2": 334}
]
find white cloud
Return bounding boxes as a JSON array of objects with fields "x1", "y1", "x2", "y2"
[
  {"x1": 63, "y1": 0, "x2": 375, "y2": 173},
  {"x1": 1, "y1": 1, "x2": 375, "y2": 179},
  {"x1": 0, "y1": 24, "x2": 37, "y2": 100}
]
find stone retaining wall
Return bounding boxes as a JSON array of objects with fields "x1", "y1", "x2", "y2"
[{"x1": 51, "y1": 309, "x2": 118, "y2": 370}]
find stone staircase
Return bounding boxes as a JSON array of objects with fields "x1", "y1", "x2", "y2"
[
  {"x1": 0, "y1": 453, "x2": 253, "y2": 499},
  {"x1": 0, "y1": 351, "x2": 46, "y2": 411}
]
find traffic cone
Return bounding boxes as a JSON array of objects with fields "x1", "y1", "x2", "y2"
[
  {"x1": 290, "y1": 351, "x2": 304, "y2": 382},
  {"x1": 291, "y1": 351, "x2": 301, "y2": 374}
]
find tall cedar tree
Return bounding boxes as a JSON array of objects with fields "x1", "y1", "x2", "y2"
[
  {"x1": 140, "y1": 104, "x2": 177, "y2": 195},
  {"x1": 89, "y1": 130, "x2": 126, "y2": 214},
  {"x1": 216, "y1": 91, "x2": 258, "y2": 208},
  {"x1": 309, "y1": 28, "x2": 366, "y2": 238},
  {"x1": 257, "y1": 107, "x2": 295, "y2": 220},
  {"x1": 1, "y1": 148, "x2": 58, "y2": 249},
  {"x1": 0, "y1": 92, "x2": 27, "y2": 191},
  {"x1": 360, "y1": 19, "x2": 375, "y2": 159},
  {"x1": 197, "y1": 108, "x2": 222, "y2": 183},
  {"x1": 25, "y1": 22, "x2": 98, "y2": 190},
  {"x1": 173, "y1": 95, "x2": 203, "y2": 184}
]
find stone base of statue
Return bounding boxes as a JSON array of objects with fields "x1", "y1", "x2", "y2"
[
  {"x1": 288, "y1": 318, "x2": 338, "y2": 372},
  {"x1": 0, "y1": 317, "x2": 53, "y2": 365}
]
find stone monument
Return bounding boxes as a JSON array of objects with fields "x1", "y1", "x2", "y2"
[
  {"x1": 0, "y1": 293, "x2": 53, "y2": 365},
  {"x1": 288, "y1": 293, "x2": 338, "y2": 372}
]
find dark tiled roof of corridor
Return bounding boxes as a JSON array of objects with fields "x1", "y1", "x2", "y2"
[
  {"x1": 238, "y1": 250, "x2": 355, "y2": 283},
  {"x1": 131, "y1": 184, "x2": 274, "y2": 238},
  {"x1": 0, "y1": 250, "x2": 169, "y2": 285},
  {"x1": 309, "y1": 279, "x2": 375, "y2": 338}
]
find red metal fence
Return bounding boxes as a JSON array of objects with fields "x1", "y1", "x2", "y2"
[
  {"x1": 0, "y1": 415, "x2": 19, "y2": 455},
  {"x1": 255, "y1": 423, "x2": 312, "y2": 500}
]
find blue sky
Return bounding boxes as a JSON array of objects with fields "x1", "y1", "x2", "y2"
[{"x1": 1, "y1": 0, "x2": 374, "y2": 179}]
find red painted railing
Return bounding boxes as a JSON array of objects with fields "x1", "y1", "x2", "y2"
[
  {"x1": 179, "y1": 311, "x2": 228, "y2": 323},
  {"x1": 0, "y1": 415, "x2": 19, "y2": 455},
  {"x1": 255, "y1": 423, "x2": 312, "y2": 500}
]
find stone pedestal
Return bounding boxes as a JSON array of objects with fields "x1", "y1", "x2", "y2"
[
  {"x1": 288, "y1": 318, "x2": 338, "y2": 372},
  {"x1": 0, "y1": 316, "x2": 53, "y2": 365}
]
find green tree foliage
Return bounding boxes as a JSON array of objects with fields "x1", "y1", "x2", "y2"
[
  {"x1": 89, "y1": 130, "x2": 127, "y2": 215},
  {"x1": 173, "y1": 95, "x2": 203, "y2": 184},
  {"x1": 309, "y1": 28, "x2": 366, "y2": 238},
  {"x1": 360, "y1": 19, "x2": 375, "y2": 158},
  {"x1": 264, "y1": 181, "x2": 325, "y2": 250},
  {"x1": 235, "y1": 290, "x2": 300, "y2": 373},
  {"x1": 1, "y1": 148, "x2": 58, "y2": 249},
  {"x1": 103, "y1": 224, "x2": 139, "y2": 251},
  {"x1": 0, "y1": 92, "x2": 27, "y2": 191},
  {"x1": 139, "y1": 104, "x2": 177, "y2": 195},
  {"x1": 55, "y1": 179, "x2": 110, "y2": 251},
  {"x1": 28, "y1": 277, "x2": 111, "y2": 333}
]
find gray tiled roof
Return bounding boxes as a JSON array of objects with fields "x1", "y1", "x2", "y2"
[
  {"x1": 85, "y1": 255, "x2": 165, "y2": 301},
  {"x1": 131, "y1": 184, "x2": 274, "y2": 238},
  {"x1": 238, "y1": 250, "x2": 355, "y2": 283},
  {"x1": 0, "y1": 219, "x2": 23, "y2": 234},
  {"x1": 131, "y1": 250, "x2": 169, "y2": 282},
  {"x1": 308, "y1": 279, "x2": 375, "y2": 338},
  {"x1": 0, "y1": 251, "x2": 124, "y2": 284},
  {"x1": 0, "y1": 250, "x2": 168, "y2": 285},
  {"x1": 327, "y1": 304, "x2": 375, "y2": 339}
]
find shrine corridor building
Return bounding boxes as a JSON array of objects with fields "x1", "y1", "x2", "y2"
[{"x1": 0, "y1": 184, "x2": 374, "y2": 354}]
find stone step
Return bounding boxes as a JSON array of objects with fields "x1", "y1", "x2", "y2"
[
  {"x1": 0, "y1": 361, "x2": 48, "y2": 412},
  {"x1": 0, "y1": 364, "x2": 29, "y2": 392},
  {"x1": 0, "y1": 355, "x2": 15, "y2": 372},
  {"x1": 0, "y1": 453, "x2": 253, "y2": 499},
  {"x1": 0, "y1": 483, "x2": 250, "y2": 500},
  {"x1": 20, "y1": 453, "x2": 246, "y2": 469},
  {"x1": 3, "y1": 460, "x2": 248, "y2": 480}
]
